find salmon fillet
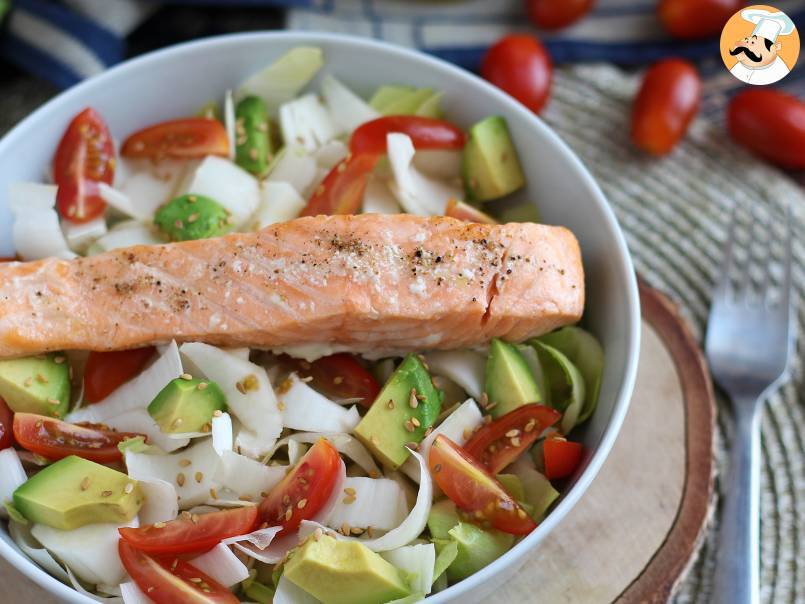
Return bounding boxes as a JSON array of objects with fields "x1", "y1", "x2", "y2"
[{"x1": 0, "y1": 215, "x2": 584, "y2": 359}]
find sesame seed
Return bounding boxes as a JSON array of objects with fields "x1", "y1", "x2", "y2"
[
  {"x1": 171, "y1": 418, "x2": 184, "y2": 430},
  {"x1": 333, "y1": 376, "x2": 344, "y2": 385},
  {"x1": 201, "y1": 423, "x2": 211, "y2": 433},
  {"x1": 282, "y1": 494, "x2": 291, "y2": 505},
  {"x1": 154, "y1": 522, "x2": 166, "y2": 529},
  {"x1": 23, "y1": 377, "x2": 33, "y2": 387},
  {"x1": 176, "y1": 473, "x2": 186, "y2": 487},
  {"x1": 524, "y1": 419, "x2": 537, "y2": 432},
  {"x1": 235, "y1": 381, "x2": 246, "y2": 394},
  {"x1": 187, "y1": 213, "x2": 199, "y2": 224},
  {"x1": 297, "y1": 499, "x2": 308, "y2": 509},
  {"x1": 147, "y1": 587, "x2": 155, "y2": 593},
  {"x1": 188, "y1": 195, "x2": 197, "y2": 203},
  {"x1": 249, "y1": 148, "x2": 258, "y2": 160},
  {"x1": 463, "y1": 428, "x2": 473, "y2": 441},
  {"x1": 197, "y1": 382, "x2": 209, "y2": 390},
  {"x1": 405, "y1": 441, "x2": 419, "y2": 451},
  {"x1": 36, "y1": 373, "x2": 48, "y2": 384},
  {"x1": 189, "y1": 578, "x2": 202, "y2": 583},
  {"x1": 213, "y1": 409, "x2": 223, "y2": 417},
  {"x1": 343, "y1": 495, "x2": 356, "y2": 505},
  {"x1": 344, "y1": 487, "x2": 356, "y2": 496},
  {"x1": 175, "y1": 219, "x2": 184, "y2": 229},
  {"x1": 409, "y1": 389, "x2": 419, "y2": 409},
  {"x1": 239, "y1": 495, "x2": 253, "y2": 502},
  {"x1": 486, "y1": 401, "x2": 498, "y2": 411},
  {"x1": 180, "y1": 373, "x2": 193, "y2": 381},
  {"x1": 101, "y1": 490, "x2": 113, "y2": 498},
  {"x1": 178, "y1": 458, "x2": 192, "y2": 467},
  {"x1": 517, "y1": 509, "x2": 528, "y2": 519},
  {"x1": 340, "y1": 522, "x2": 351, "y2": 535},
  {"x1": 387, "y1": 399, "x2": 395, "y2": 410},
  {"x1": 47, "y1": 398, "x2": 60, "y2": 405},
  {"x1": 195, "y1": 472, "x2": 203, "y2": 483},
  {"x1": 505, "y1": 429, "x2": 520, "y2": 438},
  {"x1": 285, "y1": 508, "x2": 293, "y2": 521},
  {"x1": 367, "y1": 526, "x2": 375, "y2": 537},
  {"x1": 209, "y1": 488, "x2": 218, "y2": 499},
  {"x1": 511, "y1": 437, "x2": 521, "y2": 447},
  {"x1": 404, "y1": 420, "x2": 415, "y2": 433},
  {"x1": 479, "y1": 392, "x2": 489, "y2": 407},
  {"x1": 483, "y1": 415, "x2": 493, "y2": 424},
  {"x1": 277, "y1": 401, "x2": 286, "y2": 411},
  {"x1": 433, "y1": 464, "x2": 442, "y2": 473},
  {"x1": 369, "y1": 470, "x2": 380, "y2": 479},
  {"x1": 191, "y1": 514, "x2": 200, "y2": 524},
  {"x1": 80, "y1": 476, "x2": 91, "y2": 491},
  {"x1": 35, "y1": 420, "x2": 43, "y2": 428},
  {"x1": 54, "y1": 356, "x2": 66, "y2": 364},
  {"x1": 350, "y1": 527, "x2": 364, "y2": 535},
  {"x1": 314, "y1": 528, "x2": 323, "y2": 541},
  {"x1": 124, "y1": 482, "x2": 135, "y2": 494},
  {"x1": 411, "y1": 417, "x2": 421, "y2": 428}
]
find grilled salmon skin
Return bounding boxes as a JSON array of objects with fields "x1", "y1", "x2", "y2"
[{"x1": 0, "y1": 215, "x2": 584, "y2": 359}]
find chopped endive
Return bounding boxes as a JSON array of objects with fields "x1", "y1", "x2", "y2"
[{"x1": 237, "y1": 47, "x2": 324, "y2": 113}]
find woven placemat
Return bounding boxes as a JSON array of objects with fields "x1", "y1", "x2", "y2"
[{"x1": 0, "y1": 62, "x2": 802, "y2": 603}]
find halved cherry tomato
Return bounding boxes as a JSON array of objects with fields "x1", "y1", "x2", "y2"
[
  {"x1": 119, "y1": 541, "x2": 239, "y2": 604},
  {"x1": 350, "y1": 116, "x2": 467, "y2": 156},
  {"x1": 279, "y1": 354, "x2": 381, "y2": 408},
  {"x1": 53, "y1": 108, "x2": 115, "y2": 223},
  {"x1": 429, "y1": 435, "x2": 537, "y2": 535},
  {"x1": 258, "y1": 438, "x2": 341, "y2": 537},
  {"x1": 0, "y1": 257, "x2": 16, "y2": 263},
  {"x1": 121, "y1": 118, "x2": 229, "y2": 160},
  {"x1": 464, "y1": 404, "x2": 561, "y2": 474},
  {"x1": 12, "y1": 413, "x2": 143, "y2": 464},
  {"x1": 301, "y1": 153, "x2": 378, "y2": 216},
  {"x1": 84, "y1": 347, "x2": 156, "y2": 403},
  {"x1": 481, "y1": 34, "x2": 553, "y2": 115},
  {"x1": 728, "y1": 89, "x2": 805, "y2": 169},
  {"x1": 526, "y1": 0, "x2": 596, "y2": 30},
  {"x1": 119, "y1": 507, "x2": 258, "y2": 556},
  {"x1": 658, "y1": 0, "x2": 744, "y2": 40},
  {"x1": 543, "y1": 437, "x2": 584, "y2": 480},
  {"x1": 0, "y1": 398, "x2": 13, "y2": 449},
  {"x1": 445, "y1": 198, "x2": 498, "y2": 224},
  {"x1": 631, "y1": 59, "x2": 701, "y2": 156}
]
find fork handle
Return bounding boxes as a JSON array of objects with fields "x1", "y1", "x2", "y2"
[{"x1": 712, "y1": 402, "x2": 761, "y2": 604}]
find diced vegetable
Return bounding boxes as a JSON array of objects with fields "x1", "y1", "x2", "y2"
[
  {"x1": 531, "y1": 341, "x2": 586, "y2": 433},
  {"x1": 0, "y1": 448, "x2": 26, "y2": 518},
  {"x1": 8, "y1": 521, "x2": 70, "y2": 583},
  {"x1": 270, "y1": 432, "x2": 381, "y2": 479},
  {"x1": 237, "y1": 47, "x2": 324, "y2": 113},
  {"x1": 103, "y1": 408, "x2": 189, "y2": 453},
  {"x1": 12, "y1": 206, "x2": 76, "y2": 261},
  {"x1": 90, "y1": 222, "x2": 165, "y2": 253},
  {"x1": 183, "y1": 156, "x2": 259, "y2": 229},
  {"x1": 322, "y1": 74, "x2": 380, "y2": 135},
  {"x1": 509, "y1": 457, "x2": 559, "y2": 521},
  {"x1": 424, "y1": 350, "x2": 486, "y2": 401},
  {"x1": 213, "y1": 450, "x2": 287, "y2": 501},
  {"x1": 84, "y1": 347, "x2": 156, "y2": 403},
  {"x1": 190, "y1": 543, "x2": 250, "y2": 587},
  {"x1": 265, "y1": 146, "x2": 319, "y2": 195},
  {"x1": 62, "y1": 216, "x2": 107, "y2": 254},
  {"x1": 351, "y1": 116, "x2": 466, "y2": 157},
  {"x1": 279, "y1": 93, "x2": 338, "y2": 153},
  {"x1": 543, "y1": 437, "x2": 584, "y2": 480},
  {"x1": 325, "y1": 476, "x2": 409, "y2": 532},
  {"x1": 278, "y1": 374, "x2": 361, "y2": 433},
  {"x1": 7, "y1": 182, "x2": 58, "y2": 212},
  {"x1": 136, "y1": 478, "x2": 179, "y2": 525},
  {"x1": 154, "y1": 194, "x2": 233, "y2": 242},
  {"x1": 274, "y1": 575, "x2": 320, "y2": 604},
  {"x1": 363, "y1": 177, "x2": 402, "y2": 214},
  {"x1": 235, "y1": 96, "x2": 272, "y2": 175},
  {"x1": 301, "y1": 153, "x2": 378, "y2": 216},
  {"x1": 121, "y1": 118, "x2": 229, "y2": 159},
  {"x1": 254, "y1": 181, "x2": 306, "y2": 228},
  {"x1": 381, "y1": 543, "x2": 436, "y2": 595}
]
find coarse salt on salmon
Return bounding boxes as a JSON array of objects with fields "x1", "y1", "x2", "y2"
[{"x1": 0, "y1": 215, "x2": 584, "y2": 359}]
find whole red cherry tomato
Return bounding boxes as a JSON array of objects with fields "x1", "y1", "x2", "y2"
[
  {"x1": 658, "y1": 0, "x2": 745, "y2": 40},
  {"x1": 631, "y1": 59, "x2": 701, "y2": 156},
  {"x1": 481, "y1": 34, "x2": 553, "y2": 114},
  {"x1": 526, "y1": 0, "x2": 596, "y2": 31},
  {"x1": 728, "y1": 89, "x2": 805, "y2": 169},
  {"x1": 0, "y1": 398, "x2": 13, "y2": 450}
]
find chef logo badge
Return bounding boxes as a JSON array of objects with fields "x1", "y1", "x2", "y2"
[{"x1": 720, "y1": 5, "x2": 799, "y2": 85}]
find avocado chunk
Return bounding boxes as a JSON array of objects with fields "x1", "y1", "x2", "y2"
[
  {"x1": 283, "y1": 534, "x2": 411, "y2": 604},
  {"x1": 462, "y1": 116, "x2": 526, "y2": 202},
  {"x1": 147, "y1": 377, "x2": 227, "y2": 434},
  {"x1": 484, "y1": 338, "x2": 542, "y2": 418},
  {"x1": 154, "y1": 194, "x2": 232, "y2": 242},
  {"x1": 0, "y1": 353, "x2": 70, "y2": 418},
  {"x1": 369, "y1": 85, "x2": 443, "y2": 118},
  {"x1": 13, "y1": 456, "x2": 143, "y2": 530},
  {"x1": 355, "y1": 354, "x2": 444, "y2": 469},
  {"x1": 531, "y1": 341, "x2": 586, "y2": 434},
  {"x1": 235, "y1": 96, "x2": 273, "y2": 176},
  {"x1": 445, "y1": 522, "x2": 514, "y2": 581}
]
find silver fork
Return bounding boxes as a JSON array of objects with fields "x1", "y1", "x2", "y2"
[{"x1": 705, "y1": 202, "x2": 795, "y2": 604}]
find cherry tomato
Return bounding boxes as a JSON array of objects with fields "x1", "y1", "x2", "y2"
[
  {"x1": 119, "y1": 507, "x2": 258, "y2": 556},
  {"x1": 728, "y1": 89, "x2": 805, "y2": 169},
  {"x1": 0, "y1": 398, "x2": 13, "y2": 449},
  {"x1": 445, "y1": 199, "x2": 498, "y2": 224},
  {"x1": 350, "y1": 116, "x2": 467, "y2": 156},
  {"x1": 84, "y1": 347, "x2": 156, "y2": 403},
  {"x1": 121, "y1": 118, "x2": 229, "y2": 160},
  {"x1": 481, "y1": 34, "x2": 553, "y2": 114},
  {"x1": 279, "y1": 354, "x2": 381, "y2": 408},
  {"x1": 658, "y1": 0, "x2": 744, "y2": 40},
  {"x1": 53, "y1": 108, "x2": 115, "y2": 223},
  {"x1": 543, "y1": 437, "x2": 584, "y2": 480},
  {"x1": 258, "y1": 438, "x2": 341, "y2": 537},
  {"x1": 0, "y1": 258, "x2": 16, "y2": 263},
  {"x1": 631, "y1": 59, "x2": 701, "y2": 156},
  {"x1": 13, "y1": 413, "x2": 144, "y2": 464},
  {"x1": 526, "y1": 0, "x2": 595, "y2": 30},
  {"x1": 119, "y1": 541, "x2": 239, "y2": 604},
  {"x1": 301, "y1": 154, "x2": 378, "y2": 216},
  {"x1": 429, "y1": 435, "x2": 536, "y2": 535},
  {"x1": 464, "y1": 404, "x2": 561, "y2": 474}
]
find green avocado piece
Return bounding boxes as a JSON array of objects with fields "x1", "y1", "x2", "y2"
[
  {"x1": 369, "y1": 85, "x2": 443, "y2": 118},
  {"x1": 354, "y1": 354, "x2": 444, "y2": 469},
  {"x1": 369, "y1": 85, "x2": 415, "y2": 112},
  {"x1": 537, "y1": 326, "x2": 604, "y2": 424},
  {"x1": 235, "y1": 95, "x2": 273, "y2": 176},
  {"x1": 484, "y1": 339, "x2": 542, "y2": 418},
  {"x1": 244, "y1": 580, "x2": 274, "y2": 603},
  {"x1": 0, "y1": 353, "x2": 70, "y2": 418},
  {"x1": 427, "y1": 498, "x2": 460, "y2": 540},
  {"x1": 445, "y1": 522, "x2": 514, "y2": 581},
  {"x1": 531, "y1": 341, "x2": 586, "y2": 434},
  {"x1": 462, "y1": 116, "x2": 526, "y2": 202},
  {"x1": 283, "y1": 534, "x2": 411, "y2": 604},
  {"x1": 414, "y1": 91, "x2": 445, "y2": 119},
  {"x1": 154, "y1": 194, "x2": 232, "y2": 242},
  {"x1": 13, "y1": 456, "x2": 143, "y2": 530},
  {"x1": 147, "y1": 377, "x2": 227, "y2": 434}
]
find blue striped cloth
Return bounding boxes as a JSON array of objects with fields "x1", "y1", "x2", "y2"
[{"x1": 3, "y1": 0, "x2": 805, "y2": 118}]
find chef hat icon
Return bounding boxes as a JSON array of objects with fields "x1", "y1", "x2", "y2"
[{"x1": 742, "y1": 8, "x2": 796, "y2": 42}]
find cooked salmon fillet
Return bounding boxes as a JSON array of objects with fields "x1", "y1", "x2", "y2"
[{"x1": 0, "y1": 215, "x2": 584, "y2": 359}]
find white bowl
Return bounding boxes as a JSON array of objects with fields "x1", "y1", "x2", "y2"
[{"x1": 0, "y1": 32, "x2": 640, "y2": 603}]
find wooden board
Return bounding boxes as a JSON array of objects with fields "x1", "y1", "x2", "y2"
[
  {"x1": 499, "y1": 280, "x2": 716, "y2": 603},
  {"x1": 0, "y1": 281, "x2": 716, "y2": 603}
]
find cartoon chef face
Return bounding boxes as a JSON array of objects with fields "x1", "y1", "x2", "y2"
[{"x1": 730, "y1": 34, "x2": 781, "y2": 68}]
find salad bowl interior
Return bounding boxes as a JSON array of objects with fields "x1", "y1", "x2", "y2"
[{"x1": 0, "y1": 32, "x2": 639, "y2": 603}]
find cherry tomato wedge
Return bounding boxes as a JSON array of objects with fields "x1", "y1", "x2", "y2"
[
  {"x1": 119, "y1": 541, "x2": 239, "y2": 604},
  {"x1": 279, "y1": 354, "x2": 381, "y2": 408},
  {"x1": 53, "y1": 107, "x2": 115, "y2": 223},
  {"x1": 526, "y1": 0, "x2": 596, "y2": 31},
  {"x1": 121, "y1": 118, "x2": 229, "y2": 160},
  {"x1": 119, "y1": 507, "x2": 258, "y2": 556},
  {"x1": 543, "y1": 437, "x2": 584, "y2": 480},
  {"x1": 350, "y1": 116, "x2": 467, "y2": 156},
  {"x1": 482, "y1": 34, "x2": 553, "y2": 114},
  {"x1": 463, "y1": 404, "x2": 561, "y2": 474},
  {"x1": 258, "y1": 438, "x2": 341, "y2": 537},
  {"x1": 631, "y1": 59, "x2": 701, "y2": 156},
  {"x1": 658, "y1": 0, "x2": 744, "y2": 40},
  {"x1": 429, "y1": 435, "x2": 536, "y2": 535},
  {"x1": 445, "y1": 198, "x2": 498, "y2": 224},
  {"x1": 728, "y1": 89, "x2": 805, "y2": 169},
  {"x1": 0, "y1": 398, "x2": 13, "y2": 449},
  {"x1": 84, "y1": 347, "x2": 156, "y2": 403},
  {"x1": 12, "y1": 413, "x2": 143, "y2": 464},
  {"x1": 301, "y1": 153, "x2": 378, "y2": 216}
]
